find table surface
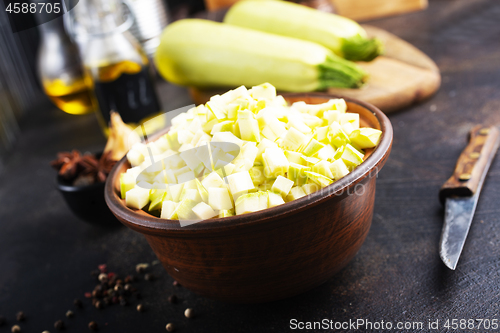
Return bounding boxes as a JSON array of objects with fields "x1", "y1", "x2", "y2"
[{"x1": 2, "y1": 0, "x2": 500, "y2": 332}]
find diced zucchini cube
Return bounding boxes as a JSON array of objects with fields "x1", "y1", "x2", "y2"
[
  {"x1": 226, "y1": 171, "x2": 255, "y2": 200},
  {"x1": 304, "y1": 171, "x2": 333, "y2": 188},
  {"x1": 160, "y1": 200, "x2": 177, "y2": 219},
  {"x1": 341, "y1": 144, "x2": 365, "y2": 170},
  {"x1": 235, "y1": 191, "x2": 268, "y2": 215},
  {"x1": 208, "y1": 187, "x2": 233, "y2": 211},
  {"x1": 285, "y1": 186, "x2": 307, "y2": 202},
  {"x1": 262, "y1": 147, "x2": 289, "y2": 178},
  {"x1": 312, "y1": 160, "x2": 334, "y2": 179},
  {"x1": 268, "y1": 190, "x2": 285, "y2": 208},
  {"x1": 271, "y1": 176, "x2": 294, "y2": 197},
  {"x1": 192, "y1": 202, "x2": 218, "y2": 220},
  {"x1": 125, "y1": 187, "x2": 150, "y2": 210},
  {"x1": 330, "y1": 159, "x2": 350, "y2": 180},
  {"x1": 349, "y1": 128, "x2": 382, "y2": 149},
  {"x1": 302, "y1": 183, "x2": 321, "y2": 195},
  {"x1": 120, "y1": 172, "x2": 136, "y2": 199},
  {"x1": 280, "y1": 127, "x2": 308, "y2": 151}
]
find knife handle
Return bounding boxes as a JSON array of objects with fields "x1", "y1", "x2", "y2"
[{"x1": 439, "y1": 125, "x2": 500, "y2": 204}]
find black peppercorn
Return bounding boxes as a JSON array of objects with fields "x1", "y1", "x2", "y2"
[
  {"x1": 65, "y1": 310, "x2": 74, "y2": 318},
  {"x1": 165, "y1": 323, "x2": 174, "y2": 332},
  {"x1": 54, "y1": 319, "x2": 64, "y2": 330},
  {"x1": 11, "y1": 325, "x2": 21, "y2": 333},
  {"x1": 98, "y1": 273, "x2": 108, "y2": 282},
  {"x1": 88, "y1": 321, "x2": 98, "y2": 331},
  {"x1": 124, "y1": 275, "x2": 135, "y2": 284},
  {"x1": 136, "y1": 304, "x2": 144, "y2": 312},
  {"x1": 172, "y1": 280, "x2": 180, "y2": 287},
  {"x1": 168, "y1": 295, "x2": 178, "y2": 304},
  {"x1": 16, "y1": 312, "x2": 25, "y2": 322},
  {"x1": 74, "y1": 299, "x2": 83, "y2": 308},
  {"x1": 119, "y1": 297, "x2": 128, "y2": 306},
  {"x1": 144, "y1": 273, "x2": 155, "y2": 281},
  {"x1": 95, "y1": 301, "x2": 103, "y2": 310}
]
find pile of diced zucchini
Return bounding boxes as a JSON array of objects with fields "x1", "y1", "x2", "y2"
[{"x1": 120, "y1": 83, "x2": 382, "y2": 221}]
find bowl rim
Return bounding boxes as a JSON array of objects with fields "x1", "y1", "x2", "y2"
[
  {"x1": 57, "y1": 175, "x2": 106, "y2": 192},
  {"x1": 105, "y1": 93, "x2": 393, "y2": 234}
]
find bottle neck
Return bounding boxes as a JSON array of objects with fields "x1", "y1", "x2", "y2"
[
  {"x1": 37, "y1": 16, "x2": 71, "y2": 41},
  {"x1": 75, "y1": 0, "x2": 127, "y2": 36},
  {"x1": 89, "y1": 13, "x2": 122, "y2": 35}
]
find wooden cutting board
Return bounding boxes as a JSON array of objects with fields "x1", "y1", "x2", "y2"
[
  {"x1": 205, "y1": 0, "x2": 428, "y2": 21},
  {"x1": 189, "y1": 25, "x2": 441, "y2": 113}
]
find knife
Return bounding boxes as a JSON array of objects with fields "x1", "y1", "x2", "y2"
[{"x1": 439, "y1": 125, "x2": 500, "y2": 270}]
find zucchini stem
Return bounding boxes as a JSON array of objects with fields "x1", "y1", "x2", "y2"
[
  {"x1": 342, "y1": 36, "x2": 384, "y2": 62},
  {"x1": 317, "y1": 55, "x2": 367, "y2": 89}
]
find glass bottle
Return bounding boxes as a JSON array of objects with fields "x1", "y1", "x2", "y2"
[
  {"x1": 36, "y1": 9, "x2": 94, "y2": 115},
  {"x1": 74, "y1": 0, "x2": 163, "y2": 135}
]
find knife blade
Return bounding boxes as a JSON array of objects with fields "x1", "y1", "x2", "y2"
[{"x1": 439, "y1": 125, "x2": 500, "y2": 270}]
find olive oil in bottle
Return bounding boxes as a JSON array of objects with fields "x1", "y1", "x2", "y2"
[
  {"x1": 36, "y1": 12, "x2": 94, "y2": 115},
  {"x1": 76, "y1": 0, "x2": 163, "y2": 135},
  {"x1": 43, "y1": 78, "x2": 94, "y2": 115}
]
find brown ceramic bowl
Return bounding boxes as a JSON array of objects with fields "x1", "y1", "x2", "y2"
[{"x1": 105, "y1": 93, "x2": 393, "y2": 303}]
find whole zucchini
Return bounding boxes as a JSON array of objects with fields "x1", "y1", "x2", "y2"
[
  {"x1": 224, "y1": 0, "x2": 383, "y2": 62},
  {"x1": 154, "y1": 19, "x2": 366, "y2": 92}
]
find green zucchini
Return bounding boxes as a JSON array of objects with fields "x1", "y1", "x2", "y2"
[
  {"x1": 154, "y1": 19, "x2": 366, "y2": 92},
  {"x1": 224, "y1": 0, "x2": 383, "y2": 62}
]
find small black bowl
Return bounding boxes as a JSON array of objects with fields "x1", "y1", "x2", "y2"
[{"x1": 56, "y1": 154, "x2": 121, "y2": 227}]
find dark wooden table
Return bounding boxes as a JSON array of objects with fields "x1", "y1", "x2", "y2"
[{"x1": 2, "y1": 0, "x2": 500, "y2": 332}]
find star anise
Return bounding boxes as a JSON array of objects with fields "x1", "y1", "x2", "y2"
[
  {"x1": 51, "y1": 150, "x2": 117, "y2": 185},
  {"x1": 79, "y1": 154, "x2": 99, "y2": 174},
  {"x1": 51, "y1": 150, "x2": 83, "y2": 180},
  {"x1": 94, "y1": 151, "x2": 116, "y2": 183}
]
